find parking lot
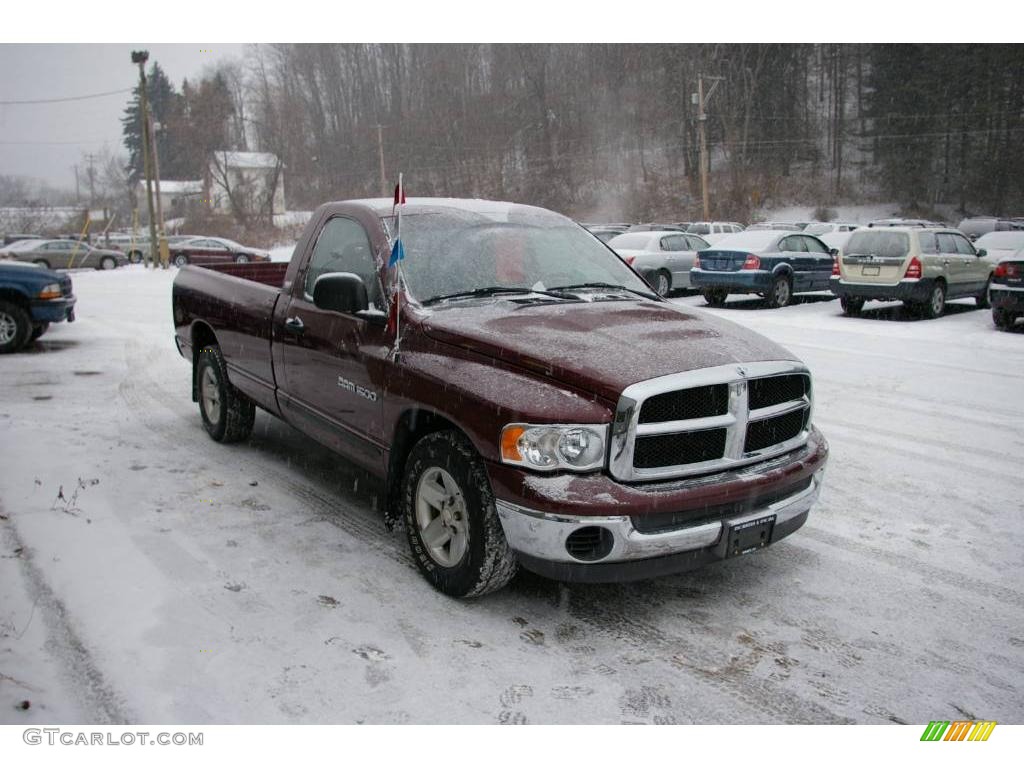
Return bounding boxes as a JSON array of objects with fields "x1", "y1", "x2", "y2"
[{"x1": 1, "y1": 267, "x2": 1022, "y2": 724}]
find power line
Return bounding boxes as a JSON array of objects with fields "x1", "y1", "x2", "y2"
[{"x1": 0, "y1": 87, "x2": 132, "y2": 106}]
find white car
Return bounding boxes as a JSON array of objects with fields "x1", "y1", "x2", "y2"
[
  {"x1": 972, "y1": 231, "x2": 1024, "y2": 264},
  {"x1": 804, "y1": 222, "x2": 861, "y2": 235},
  {"x1": 607, "y1": 230, "x2": 711, "y2": 296},
  {"x1": 686, "y1": 221, "x2": 744, "y2": 245}
]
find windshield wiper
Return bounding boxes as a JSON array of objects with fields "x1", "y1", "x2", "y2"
[
  {"x1": 421, "y1": 286, "x2": 569, "y2": 305},
  {"x1": 547, "y1": 282, "x2": 657, "y2": 300}
]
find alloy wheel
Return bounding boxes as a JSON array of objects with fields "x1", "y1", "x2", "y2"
[{"x1": 414, "y1": 467, "x2": 470, "y2": 568}]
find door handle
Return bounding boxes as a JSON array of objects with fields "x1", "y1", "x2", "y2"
[{"x1": 284, "y1": 316, "x2": 305, "y2": 334}]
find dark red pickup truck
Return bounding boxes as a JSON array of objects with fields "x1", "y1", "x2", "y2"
[{"x1": 172, "y1": 198, "x2": 828, "y2": 597}]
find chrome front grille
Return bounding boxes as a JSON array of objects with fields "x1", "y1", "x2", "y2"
[{"x1": 609, "y1": 361, "x2": 813, "y2": 481}]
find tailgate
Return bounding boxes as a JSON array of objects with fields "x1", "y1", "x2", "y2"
[{"x1": 841, "y1": 231, "x2": 911, "y2": 283}]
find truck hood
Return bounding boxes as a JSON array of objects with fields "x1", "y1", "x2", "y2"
[{"x1": 417, "y1": 298, "x2": 796, "y2": 403}]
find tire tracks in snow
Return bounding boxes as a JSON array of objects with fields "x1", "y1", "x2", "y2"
[{"x1": 1, "y1": 522, "x2": 133, "y2": 723}]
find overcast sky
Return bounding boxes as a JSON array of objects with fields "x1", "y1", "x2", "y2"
[{"x1": 0, "y1": 44, "x2": 247, "y2": 189}]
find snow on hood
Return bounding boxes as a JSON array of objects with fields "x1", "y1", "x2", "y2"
[{"x1": 417, "y1": 297, "x2": 797, "y2": 403}]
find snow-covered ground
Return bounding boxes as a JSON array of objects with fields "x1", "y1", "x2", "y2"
[{"x1": 1, "y1": 268, "x2": 1022, "y2": 725}]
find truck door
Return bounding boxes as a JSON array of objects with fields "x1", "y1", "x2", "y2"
[{"x1": 276, "y1": 215, "x2": 390, "y2": 471}]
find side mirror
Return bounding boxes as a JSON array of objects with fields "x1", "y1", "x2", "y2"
[
  {"x1": 828, "y1": 248, "x2": 839, "y2": 257},
  {"x1": 313, "y1": 272, "x2": 368, "y2": 314},
  {"x1": 976, "y1": 248, "x2": 987, "y2": 258}
]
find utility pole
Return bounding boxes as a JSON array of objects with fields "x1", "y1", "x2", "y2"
[
  {"x1": 83, "y1": 152, "x2": 98, "y2": 208},
  {"x1": 377, "y1": 124, "x2": 387, "y2": 197},
  {"x1": 133, "y1": 50, "x2": 159, "y2": 269},
  {"x1": 149, "y1": 117, "x2": 168, "y2": 268},
  {"x1": 73, "y1": 164, "x2": 80, "y2": 202},
  {"x1": 696, "y1": 74, "x2": 725, "y2": 221}
]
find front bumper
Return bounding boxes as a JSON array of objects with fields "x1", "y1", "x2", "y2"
[
  {"x1": 829, "y1": 275, "x2": 934, "y2": 302},
  {"x1": 690, "y1": 268, "x2": 771, "y2": 293},
  {"x1": 990, "y1": 284, "x2": 1024, "y2": 311},
  {"x1": 494, "y1": 453, "x2": 826, "y2": 583},
  {"x1": 30, "y1": 296, "x2": 76, "y2": 323}
]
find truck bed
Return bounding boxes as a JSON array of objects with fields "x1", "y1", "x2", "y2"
[{"x1": 198, "y1": 261, "x2": 290, "y2": 287}]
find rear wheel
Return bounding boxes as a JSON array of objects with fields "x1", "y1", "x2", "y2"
[
  {"x1": 100, "y1": 255, "x2": 117, "y2": 270},
  {"x1": 196, "y1": 346, "x2": 255, "y2": 442},
  {"x1": 840, "y1": 296, "x2": 865, "y2": 316},
  {"x1": 976, "y1": 277, "x2": 992, "y2": 308},
  {"x1": 30, "y1": 322, "x2": 49, "y2": 341},
  {"x1": 766, "y1": 274, "x2": 793, "y2": 308},
  {"x1": 993, "y1": 308, "x2": 1018, "y2": 331},
  {"x1": 402, "y1": 430, "x2": 518, "y2": 597},
  {"x1": 702, "y1": 288, "x2": 728, "y2": 307},
  {"x1": 128, "y1": 249, "x2": 143, "y2": 264},
  {"x1": 920, "y1": 281, "x2": 946, "y2": 319},
  {"x1": 234, "y1": 254, "x2": 251, "y2": 264},
  {"x1": 173, "y1": 253, "x2": 189, "y2": 268},
  {"x1": 0, "y1": 301, "x2": 31, "y2": 354}
]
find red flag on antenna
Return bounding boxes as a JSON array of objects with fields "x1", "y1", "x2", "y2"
[{"x1": 393, "y1": 182, "x2": 406, "y2": 206}]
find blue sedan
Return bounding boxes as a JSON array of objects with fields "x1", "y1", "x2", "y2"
[{"x1": 689, "y1": 230, "x2": 837, "y2": 308}]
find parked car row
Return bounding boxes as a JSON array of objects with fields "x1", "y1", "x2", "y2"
[{"x1": 592, "y1": 220, "x2": 1020, "y2": 331}]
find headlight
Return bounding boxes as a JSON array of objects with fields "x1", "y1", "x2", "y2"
[
  {"x1": 38, "y1": 283, "x2": 62, "y2": 300},
  {"x1": 500, "y1": 423, "x2": 608, "y2": 472}
]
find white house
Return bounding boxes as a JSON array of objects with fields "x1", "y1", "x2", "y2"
[
  {"x1": 207, "y1": 151, "x2": 286, "y2": 219},
  {"x1": 137, "y1": 179, "x2": 204, "y2": 218}
]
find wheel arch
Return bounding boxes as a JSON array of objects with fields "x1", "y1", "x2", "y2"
[
  {"x1": 190, "y1": 321, "x2": 219, "y2": 401},
  {"x1": 384, "y1": 408, "x2": 466, "y2": 529},
  {"x1": 0, "y1": 287, "x2": 31, "y2": 307}
]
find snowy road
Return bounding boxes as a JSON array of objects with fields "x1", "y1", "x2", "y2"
[{"x1": 1, "y1": 267, "x2": 1022, "y2": 724}]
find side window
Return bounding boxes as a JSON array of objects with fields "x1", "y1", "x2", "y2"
[
  {"x1": 936, "y1": 233, "x2": 958, "y2": 254},
  {"x1": 919, "y1": 233, "x2": 939, "y2": 254},
  {"x1": 304, "y1": 217, "x2": 379, "y2": 306},
  {"x1": 782, "y1": 237, "x2": 806, "y2": 252},
  {"x1": 803, "y1": 236, "x2": 828, "y2": 254},
  {"x1": 659, "y1": 237, "x2": 672, "y2": 251},
  {"x1": 953, "y1": 235, "x2": 976, "y2": 255},
  {"x1": 687, "y1": 236, "x2": 706, "y2": 251},
  {"x1": 665, "y1": 235, "x2": 685, "y2": 251}
]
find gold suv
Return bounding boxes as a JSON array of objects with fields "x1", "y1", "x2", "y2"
[{"x1": 829, "y1": 226, "x2": 993, "y2": 318}]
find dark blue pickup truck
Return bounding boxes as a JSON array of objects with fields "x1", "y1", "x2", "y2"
[{"x1": 0, "y1": 261, "x2": 76, "y2": 353}]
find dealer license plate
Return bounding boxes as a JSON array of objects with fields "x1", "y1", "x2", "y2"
[
  {"x1": 862, "y1": 265, "x2": 880, "y2": 276},
  {"x1": 723, "y1": 514, "x2": 776, "y2": 558}
]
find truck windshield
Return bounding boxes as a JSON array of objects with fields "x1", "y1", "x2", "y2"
[{"x1": 385, "y1": 206, "x2": 655, "y2": 303}]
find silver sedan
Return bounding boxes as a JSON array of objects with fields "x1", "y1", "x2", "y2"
[
  {"x1": 606, "y1": 231, "x2": 710, "y2": 296},
  {"x1": 0, "y1": 239, "x2": 128, "y2": 270}
]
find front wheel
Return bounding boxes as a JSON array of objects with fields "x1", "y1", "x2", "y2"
[
  {"x1": 128, "y1": 250, "x2": 143, "y2": 264},
  {"x1": 100, "y1": 255, "x2": 117, "y2": 270},
  {"x1": 173, "y1": 253, "x2": 189, "y2": 268},
  {"x1": 30, "y1": 322, "x2": 49, "y2": 341},
  {"x1": 196, "y1": 346, "x2": 255, "y2": 442},
  {"x1": 235, "y1": 254, "x2": 251, "y2": 264},
  {"x1": 402, "y1": 430, "x2": 518, "y2": 597},
  {"x1": 976, "y1": 277, "x2": 992, "y2": 308},
  {"x1": 702, "y1": 288, "x2": 728, "y2": 307},
  {"x1": 840, "y1": 296, "x2": 865, "y2": 316},
  {"x1": 766, "y1": 274, "x2": 793, "y2": 308},
  {"x1": 0, "y1": 301, "x2": 32, "y2": 353}
]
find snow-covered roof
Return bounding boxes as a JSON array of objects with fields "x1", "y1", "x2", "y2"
[
  {"x1": 213, "y1": 151, "x2": 279, "y2": 169},
  {"x1": 143, "y1": 180, "x2": 202, "y2": 195}
]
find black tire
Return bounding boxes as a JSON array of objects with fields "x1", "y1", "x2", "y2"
[
  {"x1": 402, "y1": 430, "x2": 518, "y2": 598},
  {"x1": 920, "y1": 281, "x2": 946, "y2": 319},
  {"x1": 30, "y1": 322, "x2": 49, "y2": 341},
  {"x1": 235, "y1": 254, "x2": 251, "y2": 264},
  {"x1": 840, "y1": 296, "x2": 865, "y2": 316},
  {"x1": 195, "y1": 346, "x2": 255, "y2": 443},
  {"x1": 992, "y1": 308, "x2": 1017, "y2": 331},
  {"x1": 976, "y1": 277, "x2": 992, "y2": 308},
  {"x1": 702, "y1": 288, "x2": 728, "y2": 307},
  {"x1": 33, "y1": 259, "x2": 51, "y2": 270},
  {"x1": 173, "y1": 253, "x2": 189, "y2": 268},
  {"x1": 766, "y1": 274, "x2": 793, "y2": 308},
  {"x1": 653, "y1": 270, "x2": 671, "y2": 297},
  {"x1": 0, "y1": 300, "x2": 32, "y2": 354},
  {"x1": 99, "y1": 255, "x2": 117, "y2": 270},
  {"x1": 128, "y1": 250, "x2": 143, "y2": 264}
]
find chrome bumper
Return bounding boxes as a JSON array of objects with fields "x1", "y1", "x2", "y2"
[{"x1": 496, "y1": 469, "x2": 823, "y2": 565}]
